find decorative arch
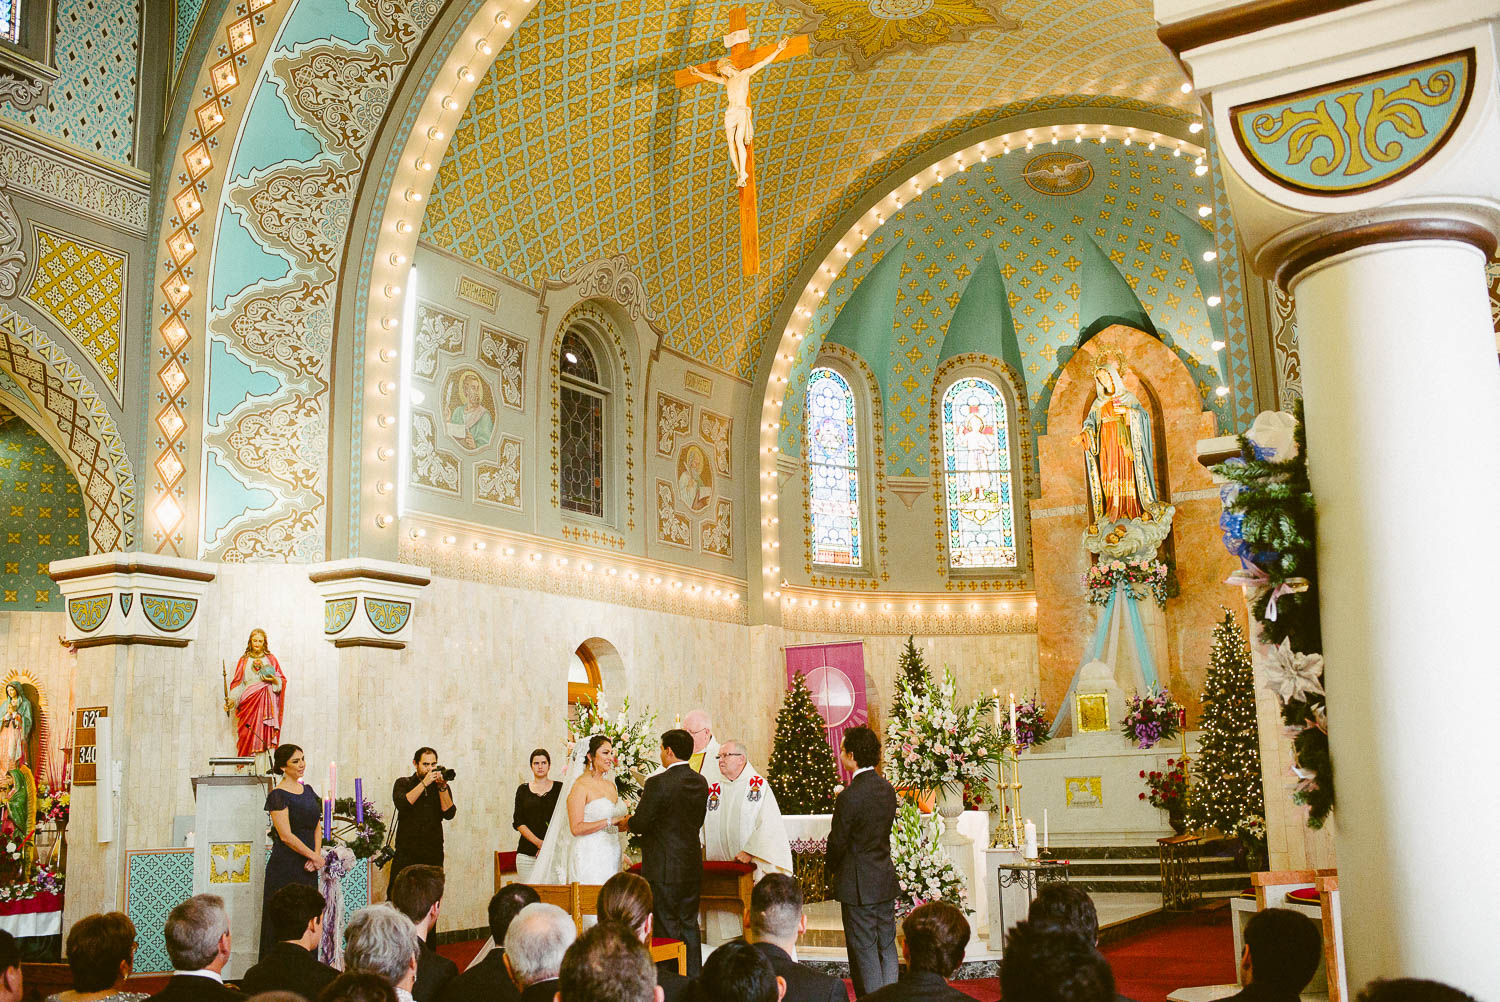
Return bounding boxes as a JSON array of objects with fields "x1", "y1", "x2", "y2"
[
  {"x1": 0, "y1": 305, "x2": 135, "y2": 553},
  {"x1": 569, "y1": 636, "x2": 625, "y2": 706},
  {"x1": 927, "y1": 352, "x2": 1032, "y2": 586}
]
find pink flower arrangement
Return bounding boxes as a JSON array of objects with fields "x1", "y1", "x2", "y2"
[{"x1": 1085, "y1": 557, "x2": 1170, "y2": 607}]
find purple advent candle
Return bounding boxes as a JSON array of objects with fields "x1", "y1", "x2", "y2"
[
  {"x1": 355, "y1": 779, "x2": 364, "y2": 823},
  {"x1": 324, "y1": 797, "x2": 333, "y2": 841}
]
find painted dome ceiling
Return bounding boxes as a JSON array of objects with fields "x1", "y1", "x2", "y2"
[{"x1": 420, "y1": 0, "x2": 1194, "y2": 381}]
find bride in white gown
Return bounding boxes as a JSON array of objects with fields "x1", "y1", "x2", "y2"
[{"x1": 530, "y1": 734, "x2": 629, "y2": 884}]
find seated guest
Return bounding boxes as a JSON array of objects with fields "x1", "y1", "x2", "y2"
[
  {"x1": 0, "y1": 930, "x2": 22, "y2": 1002},
  {"x1": 1228, "y1": 908, "x2": 1323, "y2": 1002},
  {"x1": 319, "y1": 973, "x2": 398, "y2": 1002},
  {"x1": 743, "y1": 874, "x2": 843, "y2": 1002},
  {"x1": 390, "y1": 866, "x2": 458, "y2": 1002},
  {"x1": 1357, "y1": 980, "x2": 1479, "y2": 1002},
  {"x1": 245, "y1": 994, "x2": 304, "y2": 1002},
  {"x1": 595, "y1": 872, "x2": 689, "y2": 1002},
  {"x1": 690, "y1": 940, "x2": 783, "y2": 1002},
  {"x1": 1028, "y1": 885, "x2": 1137, "y2": 1002},
  {"x1": 502, "y1": 903, "x2": 576, "y2": 1002},
  {"x1": 558, "y1": 923, "x2": 660, "y2": 1002},
  {"x1": 861, "y1": 901, "x2": 971, "y2": 1002},
  {"x1": 49, "y1": 911, "x2": 147, "y2": 1002},
  {"x1": 345, "y1": 905, "x2": 421, "y2": 1002},
  {"x1": 146, "y1": 895, "x2": 245, "y2": 1001},
  {"x1": 1001, "y1": 920, "x2": 1115, "y2": 1002},
  {"x1": 437, "y1": 885, "x2": 539, "y2": 1002},
  {"x1": 242, "y1": 885, "x2": 338, "y2": 999}
]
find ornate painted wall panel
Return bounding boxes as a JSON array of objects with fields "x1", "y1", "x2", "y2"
[
  {"x1": 0, "y1": 410, "x2": 87, "y2": 610},
  {"x1": 22, "y1": 227, "x2": 127, "y2": 403}
]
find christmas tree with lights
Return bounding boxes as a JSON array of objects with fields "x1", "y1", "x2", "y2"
[
  {"x1": 766, "y1": 672, "x2": 839, "y2": 814},
  {"x1": 1189, "y1": 610, "x2": 1266, "y2": 847},
  {"x1": 890, "y1": 636, "x2": 933, "y2": 723}
]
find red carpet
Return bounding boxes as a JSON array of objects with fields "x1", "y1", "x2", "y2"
[{"x1": 438, "y1": 909, "x2": 1238, "y2": 1002}]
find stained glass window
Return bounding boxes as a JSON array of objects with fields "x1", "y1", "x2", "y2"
[
  {"x1": 806, "y1": 368, "x2": 861, "y2": 566},
  {"x1": 559, "y1": 331, "x2": 605, "y2": 517},
  {"x1": 0, "y1": 1, "x2": 18, "y2": 44},
  {"x1": 942, "y1": 377, "x2": 1016, "y2": 567}
]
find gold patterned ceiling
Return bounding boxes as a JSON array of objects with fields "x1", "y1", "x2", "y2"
[{"x1": 422, "y1": 0, "x2": 1193, "y2": 380}]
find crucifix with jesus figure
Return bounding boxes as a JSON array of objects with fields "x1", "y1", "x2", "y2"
[{"x1": 674, "y1": 8, "x2": 807, "y2": 275}]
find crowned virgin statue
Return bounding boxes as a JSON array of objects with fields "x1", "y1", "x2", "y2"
[
  {"x1": 1073, "y1": 355, "x2": 1174, "y2": 560},
  {"x1": 0, "y1": 684, "x2": 34, "y2": 772},
  {"x1": 227, "y1": 628, "x2": 286, "y2": 761}
]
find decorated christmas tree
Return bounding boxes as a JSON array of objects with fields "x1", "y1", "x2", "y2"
[
  {"x1": 1189, "y1": 610, "x2": 1266, "y2": 846},
  {"x1": 766, "y1": 673, "x2": 839, "y2": 814},
  {"x1": 890, "y1": 636, "x2": 933, "y2": 723}
]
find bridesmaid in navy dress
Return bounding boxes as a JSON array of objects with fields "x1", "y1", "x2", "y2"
[{"x1": 261, "y1": 743, "x2": 325, "y2": 957}]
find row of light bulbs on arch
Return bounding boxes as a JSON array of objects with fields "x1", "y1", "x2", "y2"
[
  {"x1": 368, "y1": 0, "x2": 534, "y2": 533},
  {"x1": 405, "y1": 525, "x2": 743, "y2": 603},
  {"x1": 780, "y1": 593, "x2": 1039, "y2": 617}
]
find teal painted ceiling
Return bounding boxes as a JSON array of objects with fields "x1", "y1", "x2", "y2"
[{"x1": 778, "y1": 137, "x2": 1229, "y2": 476}]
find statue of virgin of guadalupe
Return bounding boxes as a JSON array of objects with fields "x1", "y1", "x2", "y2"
[
  {"x1": 228, "y1": 628, "x2": 286, "y2": 758},
  {"x1": 0, "y1": 684, "x2": 33, "y2": 772},
  {"x1": 1073, "y1": 357, "x2": 1163, "y2": 525}
]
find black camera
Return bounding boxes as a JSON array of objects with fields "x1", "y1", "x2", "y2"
[
  {"x1": 435, "y1": 766, "x2": 457, "y2": 782},
  {"x1": 372, "y1": 844, "x2": 396, "y2": 867}
]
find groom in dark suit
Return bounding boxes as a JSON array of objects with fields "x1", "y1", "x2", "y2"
[
  {"x1": 827, "y1": 725, "x2": 900, "y2": 996},
  {"x1": 628, "y1": 728, "x2": 710, "y2": 975}
]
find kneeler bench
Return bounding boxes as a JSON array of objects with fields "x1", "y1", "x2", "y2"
[{"x1": 628, "y1": 859, "x2": 757, "y2": 922}]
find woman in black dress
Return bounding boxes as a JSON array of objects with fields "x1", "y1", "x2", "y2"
[
  {"x1": 512, "y1": 748, "x2": 560, "y2": 880},
  {"x1": 262, "y1": 743, "x2": 324, "y2": 956}
]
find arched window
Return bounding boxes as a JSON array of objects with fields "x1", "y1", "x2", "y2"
[
  {"x1": 806, "y1": 367, "x2": 861, "y2": 567},
  {"x1": 558, "y1": 329, "x2": 607, "y2": 518},
  {"x1": 568, "y1": 642, "x2": 602, "y2": 706},
  {"x1": 941, "y1": 377, "x2": 1016, "y2": 567}
]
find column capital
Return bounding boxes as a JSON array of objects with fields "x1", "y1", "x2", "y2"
[
  {"x1": 307, "y1": 558, "x2": 431, "y2": 649},
  {"x1": 1157, "y1": 0, "x2": 1500, "y2": 285},
  {"x1": 49, "y1": 553, "x2": 216, "y2": 648}
]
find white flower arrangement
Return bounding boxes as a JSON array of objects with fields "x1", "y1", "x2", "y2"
[
  {"x1": 884, "y1": 667, "x2": 999, "y2": 800},
  {"x1": 892, "y1": 801, "x2": 967, "y2": 918},
  {"x1": 569, "y1": 692, "x2": 659, "y2": 805}
]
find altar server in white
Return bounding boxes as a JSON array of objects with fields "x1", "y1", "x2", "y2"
[{"x1": 703, "y1": 739, "x2": 794, "y2": 942}]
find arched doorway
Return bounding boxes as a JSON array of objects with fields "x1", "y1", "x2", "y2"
[{"x1": 567, "y1": 643, "x2": 601, "y2": 706}]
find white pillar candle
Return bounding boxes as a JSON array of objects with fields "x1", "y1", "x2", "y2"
[
  {"x1": 1043, "y1": 809, "x2": 1049, "y2": 850},
  {"x1": 1023, "y1": 819, "x2": 1037, "y2": 860}
]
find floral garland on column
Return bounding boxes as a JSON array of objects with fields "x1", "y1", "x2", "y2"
[{"x1": 1214, "y1": 404, "x2": 1333, "y2": 827}]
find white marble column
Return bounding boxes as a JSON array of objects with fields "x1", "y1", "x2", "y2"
[{"x1": 1291, "y1": 237, "x2": 1500, "y2": 991}]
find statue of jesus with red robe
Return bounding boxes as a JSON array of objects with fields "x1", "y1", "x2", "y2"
[{"x1": 228, "y1": 628, "x2": 286, "y2": 759}]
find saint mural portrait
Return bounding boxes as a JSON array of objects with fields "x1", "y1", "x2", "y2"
[
  {"x1": 444, "y1": 369, "x2": 496, "y2": 451},
  {"x1": 676, "y1": 444, "x2": 714, "y2": 513}
]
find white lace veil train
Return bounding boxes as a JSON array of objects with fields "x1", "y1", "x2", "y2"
[{"x1": 528, "y1": 736, "x2": 595, "y2": 884}]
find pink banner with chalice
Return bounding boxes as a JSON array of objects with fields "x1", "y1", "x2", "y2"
[{"x1": 785, "y1": 641, "x2": 867, "y2": 784}]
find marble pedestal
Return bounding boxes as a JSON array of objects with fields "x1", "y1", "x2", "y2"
[{"x1": 191, "y1": 774, "x2": 271, "y2": 978}]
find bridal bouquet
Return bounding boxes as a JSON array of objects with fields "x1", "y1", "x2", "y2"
[
  {"x1": 885, "y1": 667, "x2": 999, "y2": 801},
  {"x1": 570, "y1": 693, "x2": 658, "y2": 804}
]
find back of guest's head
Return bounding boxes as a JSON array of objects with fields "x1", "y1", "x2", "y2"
[
  {"x1": 1001, "y1": 920, "x2": 1115, "y2": 1002},
  {"x1": 268, "y1": 884, "x2": 326, "y2": 942},
  {"x1": 1357, "y1": 979, "x2": 1479, "y2": 1002},
  {"x1": 318, "y1": 971, "x2": 399, "y2": 1002},
  {"x1": 596, "y1": 872, "x2": 653, "y2": 933},
  {"x1": 904, "y1": 901, "x2": 970, "y2": 978},
  {"x1": 842, "y1": 726, "x2": 880, "y2": 768},
  {"x1": 749, "y1": 872, "x2": 803, "y2": 940},
  {"x1": 344, "y1": 905, "x2": 419, "y2": 986},
  {"x1": 504, "y1": 902, "x2": 577, "y2": 988},
  {"x1": 488, "y1": 883, "x2": 540, "y2": 944},
  {"x1": 390, "y1": 864, "x2": 445, "y2": 924},
  {"x1": 249, "y1": 993, "x2": 309, "y2": 1002},
  {"x1": 559, "y1": 922, "x2": 655, "y2": 1002},
  {"x1": 661, "y1": 728, "x2": 694, "y2": 761},
  {"x1": 1029, "y1": 885, "x2": 1099, "y2": 943},
  {"x1": 693, "y1": 939, "x2": 779, "y2": 1002},
  {"x1": 1244, "y1": 907, "x2": 1322, "y2": 994},
  {"x1": 65, "y1": 911, "x2": 136, "y2": 991},
  {"x1": 0, "y1": 929, "x2": 16, "y2": 977},
  {"x1": 164, "y1": 894, "x2": 229, "y2": 971}
]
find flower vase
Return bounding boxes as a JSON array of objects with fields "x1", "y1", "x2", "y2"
[
  {"x1": 935, "y1": 788, "x2": 964, "y2": 823},
  {"x1": 1168, "y1": 811, "x2": 1188, "y2": 835},
  {"x1": 933, "y1": 788, "x2": 975, "y2": 903}
]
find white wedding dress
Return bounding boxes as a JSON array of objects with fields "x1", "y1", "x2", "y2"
[{"x1": 570, "y1": 797, "x2": 626, "y2": 883}]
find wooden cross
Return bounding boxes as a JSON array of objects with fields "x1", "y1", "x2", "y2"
[{"x1": 674, "y1": 8, "x2": 807, "y2": 276}]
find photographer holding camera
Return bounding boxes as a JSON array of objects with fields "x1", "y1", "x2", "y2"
[{"x1": 390, "y1": 747, "x2": 457, "y2": 887}]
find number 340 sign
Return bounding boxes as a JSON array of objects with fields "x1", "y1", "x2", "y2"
[{"x1": 73, "y1": 707, "x2": 107, "y2": 785}]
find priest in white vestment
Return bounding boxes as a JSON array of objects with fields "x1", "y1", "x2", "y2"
[
  {"x1": 683, "y1": 708, "x2": 724, "y2": 787},
  {"x1": 702, "y1": 739, "x2": 793, "y2": 942}
]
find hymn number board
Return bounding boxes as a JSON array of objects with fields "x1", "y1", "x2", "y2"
[{"x1": 73, "y1": 706, "x2": 107, "y2": 785}]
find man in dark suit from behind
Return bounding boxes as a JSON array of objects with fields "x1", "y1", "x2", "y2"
[
  {"x1": 860, "y1": 901, "x2": 971, "y2": 1002},
  {"x1": 390, "y1": 865, "x2": 458, "y2": 1002},
  {"x1": 826, "y1": 725, "x2": 899, "y2": 996},
  {"x1": 1000, "y1": 920, "x2": 1116, "y2": 1002},
  {"x1": 627, "y1": 728, "x2": 710, "y2": 976},
  {"x1": 1028, "y1": 884, "x2": 1138, "y2": 1002},
  {"x1": 1225, "y1": 908, "x2": 1323, "y2": 1002},
  {"x1": 743, "y1": 874, "x2": 843, "y2": 1002},
  {"x1": 502, "y1": 903, "x2": 577, "y2": 1002},
  {"x1": 242, "y1": 884, "x2": 338, "y2": 998},
  {"x1": 437, "y1": 884, "x2": 539, "y2": 1002},
  {"x1": 145, "y1": 894, "x2": 246, "y2": 1002}
]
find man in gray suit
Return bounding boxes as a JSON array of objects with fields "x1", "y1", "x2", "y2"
[{"x1": 826, "y1": 725, "x2": 899, "y2": 996}]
